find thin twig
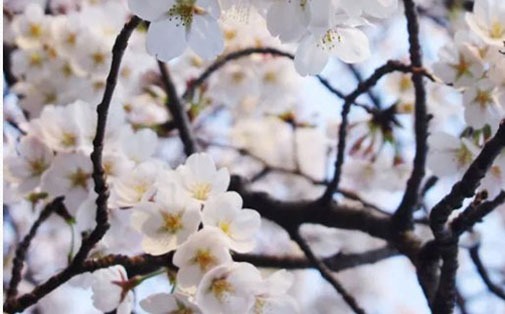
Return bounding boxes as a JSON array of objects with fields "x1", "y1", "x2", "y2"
[
  {"x1": 321, "y1": 60, "x2": 419, "y2": 203},
  {"x1": 451, "y1": 191, "x2": 505, "y2": 237},
  {"x1": 346, "y1": 64, "x2": 382, "y2": 108},
  {"x1": 6, "y1": 197, "x2": 64, "y2": 299},
  {"x1": 291, "y1": 230, "x2": 366, "y2": 314},
  {"x1": 469, "y1": 244, "x2": 505, "y2": 300},
  {"x1": 158, "y1": 61, "x2": 197, "y2": 155}
]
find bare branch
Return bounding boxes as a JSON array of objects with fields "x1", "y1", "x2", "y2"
[
  {"x1": 158, "y1": 61, "x2": 198, "y2": 155},
  {"x1": 291, "y1": 230, "x2": 366, "y2": 314},
  {"x1": 393, "y1": 0, "x2": 429, "y2": 233},
  {"x1": 469, "y1": 244, "x2": 505, "y2": 300}
]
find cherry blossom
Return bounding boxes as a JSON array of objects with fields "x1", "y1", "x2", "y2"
[
  {"x1": 40, "y1": 152, "x2": 93, "y2": 211},
  {"x1": 140, "y1": 292, "x2": 202, "y2": 314},
  {"x1": 202, "y1": 191, "x2": 261, "y2": 253},
  {"x1": 195, "y1": 262, "x2": 261, "y2": 314},
  {"x1": 128, "y1": 0, "x2": 224, "y2": 61},
  {"x1": 466, "y1": 0, "x2": 505, "y2": 46},
  {"x1": 90, "y1": 265, "x2": 134, "y2": 314},
  {"x1": 4, "y1": 136, "x2": 54, "y2": 194},
  {"x1": 175, "y1": 152, "x2": 230, "y2": 203},
  {"x1": 131, "y1": 185, "x2": 201, "y2": 255},
  {"x1": 172, "y1": 228, "x2": 233, "y2": 288}
]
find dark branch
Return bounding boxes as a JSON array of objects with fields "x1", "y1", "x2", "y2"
[
  {"x1": 158, "y1": 61, "x2": 197, "y2": 156},
  {"x1": 321, "y1": 60, "x2": 424, "y2": 203},
  {"x1": 430, "y1": 120, "x2": 505, "y2": 240},
  {"x1": 346, "y1": 64, "x2": 382, "y2": 108},
  {"x1": 432, "y1": 239, "x2": 459, "y2": 314},
  {"x1": 452, "y1": 191, "x2": 505, "y2": 237},
  {"x1": 392, "y1": 0, "x2": 429, "y2": 233},
  {"x1": 6, "y1": 197, "x2": 64, "y2": 299},
  {"x1": 469, "y1": 244, "x2": 505, "y2": 300},
  {"x1": 291, "y1": 231, "x2": 366, "y2": 314},
  {"x1": 182, "y1": 47, "x2": 294, "y2": 101},
  {"x1": 230, "y1": 175, "x2": 393, "y2": 241},
  {"x1": 235, "y1": 246, "x2": 398, "y2": 272}
]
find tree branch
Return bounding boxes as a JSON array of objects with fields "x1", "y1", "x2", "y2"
[
  {"x1": 430, "y1": 120, "x2": 505, "y2": 240},
  {"x1": 158, "y1": 61, "x2": 197, "y2": 156},
  {"x1": 392, "y1": 0, "x2": 429, "y2": 233},
  {"x1": 451, "y1": 191, "x2": 505, "y2": 237},
  {"x1": 290, "y1": 230, "x2": 366, "y2": 314},
  {"x1": 469, "y1": 244, "x2": 505, "y2": 300},
  {"x1": 321, "y1": 60, "x2": 424, "y2": 203},
  {"x1": 5, "y1": 197, "x2": 64, "y2": 300}
]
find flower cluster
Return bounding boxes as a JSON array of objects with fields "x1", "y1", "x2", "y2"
[
  {"x1": 5, "y1": 2, "x2": 168, "y2": 126},
  {"x1": 88, "y1": 152, "x2": 298, "y2": 313},
  {"x1": 427, "y1": 0, "x2": 505, "y2": 194},
  {"x1": 128, "y1": 0, "x2": 398, "y2": 75},
  {"x1": 433, "y1": 0, "x2": 505, "y2": 132}
]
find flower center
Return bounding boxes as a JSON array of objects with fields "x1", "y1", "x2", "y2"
[
  {"x1": 399, "y1": 75, "x2": 412, "y2": 92},
  {"x1": 61, "y1": 132, "x2": 77, "y2": 147},
  {"x1": 474, "y1": 89, "x2": 493, "y2": 108},
  {"x1": 29, "y1": 159, "x2": 48, "y2": 176},
  {"x1": 209, "y1": 277, "x2": 233, "y2": 301},
  {"x1": 490, "y1": 21, "x2": 505, "y2": 39},
  {"x1": 452, "y1": 53, "x2": 470, "y2": 80},
  {"x1": 167, "y1": 0, "x2": 205, "y2": 28},
  {"x1": 28, "y1": 23, "x2": 43, "y2": 38},
  {"x1": 191, "y1": 182, "x2": 211, "y2": 201},
  {"x1": 92, "y1": 51, "x2": 107, "y2": 65},
  {"x1": 218, "y1": 221, "x2": 232, "y2": 236},
  {"x1": 160, "y1": 211, "x2": 183, "y2": 234},
  {"x1": 68, "y1": 168, "x2": 90, "y2": 189},
  {"x1": 456, "y1": 144, "x2": 473, "y2": 168},
  {"x1": 318, "y1": 29, "x2": 342, "y2": 51},
  {"x1": 29, "y1": 52, "x2": 44, "y2": 67},
  {"x1": 193, "y1": 248, "x2": 216, "y2": 271}
]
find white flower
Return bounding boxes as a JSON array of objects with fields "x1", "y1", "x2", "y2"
[
  {"x1": 27, "y1": 100, "x2": 117, "y2": 153},
  {"x1": 172, "y1": 228, "x2": 232, "y2": 288},
  {"x1": 175, "y1": 152, "x2": 230, "y2": 203},
  {"x1": 265, "y1": 0, "x2": 310, "y2": 42},
  {"x1": 140, "y1": 292, "x2": 202, "y2": 314},
  {"x1": 340, "y1": 0, "x2": 398, "y2": 19},
  {"x1": 10, "y1": 3, "x2": 51, "y2": 49},
  {"x1": 91, "y1": 265, "x2": 133, "y2": 314},
  {"x1": 432, "y1": 42, "x2": 485, "y2": 88},
  {"x1": 129, "y1": 0, "x2": 224, "y2": 61},
  {"x1": 481, "y1": 153, "x2": 505, "y2": 197},
  {"x1": 119, "y1": 127, "x2": 158, "y2": 164},
  {"x1": 427, "y1": 132, "x2": 480, "y2": 178},
  {"x1": 249, "y1": 269, "x2": 299, "y2": 314},
  {"x1": 40, "y1": 152, "x2": 92, "y2": 212},
  {"x1": 195, "y1": 262, "x2": 261, "y2": 314},
  {"x1": 202, "y1": 192, "x2": 261, "y2": 253},
  {"x1": 111, "y1": 161, "x2": 164, "y2": 207},
  {"x1": 131, "y1": 185, "x2": 201, "y2": 255},
  {"x1": 5, "y1": 136, "x2": 54, "y2": 193},
  {"x1": 462, "y1": 78, "x2": 505, "y2": 130},
  {"x1": 466, "y1": 0, "x2": 505, "y2": 46},
  {"x1": 294, "y1": 27, "x2": 371, "y2": 76}
]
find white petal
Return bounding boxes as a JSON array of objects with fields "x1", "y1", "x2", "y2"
[
  {"x1": 294, "y1": 34, "x2": 329, "y2": 76},
  {"x1": 128, "y1": 0, "x2": 171, "y2": 21},
  {"x1": 147, "y1": 19, "x2": 187, "y2": 62},
  {"x1": 187, "y1": 15, "x2": 224, "y2": 60},
  {"x1": 332, "y1": 28, "x2": 371, "y2": 64}
]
